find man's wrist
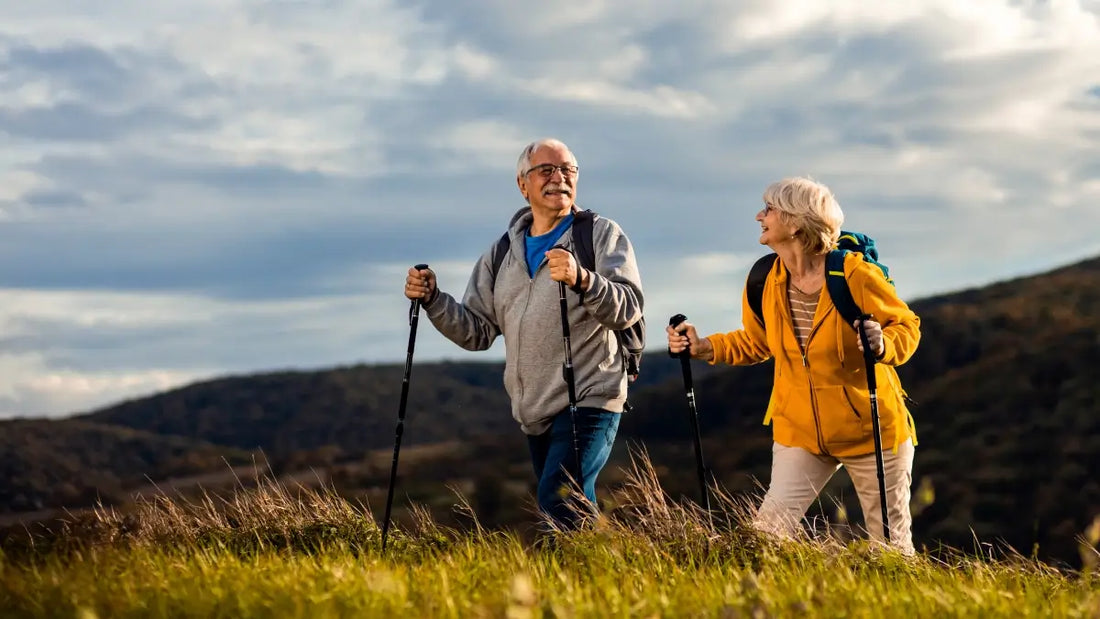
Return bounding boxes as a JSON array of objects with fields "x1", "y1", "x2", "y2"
[{"x1": 570, "y1": 268, "x2": 589, "y2": 294}]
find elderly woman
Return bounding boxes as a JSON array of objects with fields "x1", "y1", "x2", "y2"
[{"x1": 667, "y1": 177, "x2": 921, "y2": 553}]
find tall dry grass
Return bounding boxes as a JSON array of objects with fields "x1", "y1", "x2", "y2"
[{"x1": 2, "y1": 449, "x2": 1097, "y2": 618}]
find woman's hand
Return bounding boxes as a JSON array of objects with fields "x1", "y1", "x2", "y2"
[
  {"x1": 854, "y1": 317, "x2": 885, "y2": 359},
  {"x1": 666, "y1": 320, "x2": 714, "y2": 362}
]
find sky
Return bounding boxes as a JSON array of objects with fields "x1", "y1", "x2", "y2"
[{"x1": 1, "y1": 0, "x2": 1099, "y2": 419}]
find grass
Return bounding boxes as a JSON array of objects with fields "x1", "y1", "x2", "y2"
[{"x1": 2, "y1": 452, "x2": 1098, "y2": 618}]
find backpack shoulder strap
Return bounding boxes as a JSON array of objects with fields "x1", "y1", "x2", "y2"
[
  {"x1": 489, "y1": 232, "x2": 511, "y2": 290},
  {"x1": 568, "y1": 208, "x2": 642, "y2": 380},
  {"x1": 825, "y1": 249, "x2": 861, "y2": 328},
  {"x1": 570, "y1": 209, "x2": 597, "y2": 271},
  {"x1": 746, "y1": 253, "x2": 777, "y2": 326}
]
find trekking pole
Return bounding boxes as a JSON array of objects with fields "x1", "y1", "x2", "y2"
[
  {"x1": 553, "y1": 246, "x2": 582, "y2": 482},
  {"x1": 668, "y1": 314, "x2": 711, "y2": 512},
  {"x1": 380, "y1": 263, "x2": 429, "y2": 552},
  {"x1": 857, "y1": 314, "x2": 890, "y2": 543}
]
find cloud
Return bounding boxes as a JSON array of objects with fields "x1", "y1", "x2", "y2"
[
  {"x1": 0, "y1": 351, "x2": 199, "y2": 418},
  {"x1": 0, "y1": 0, "x2": 1098, "y2": 417}
]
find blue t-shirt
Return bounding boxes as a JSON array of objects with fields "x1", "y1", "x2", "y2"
[{"x1": 524, "y1": 214, "x2": 574, "y2": 278}]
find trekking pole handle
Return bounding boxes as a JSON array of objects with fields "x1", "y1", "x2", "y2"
[
  {"x1": 856, "y1": 314, "x2": 878, "y2": 390},
  {"x1": 410, "y1": 263, "x2": 429, "y2": 322},
  {"x1": 669, "y1": 314, "x2": 689, "y2": 359}
]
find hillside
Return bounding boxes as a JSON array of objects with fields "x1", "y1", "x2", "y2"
[
  {"x1": 77, "y1": 363, "x2": 515, "y2": 458},
  {"x1": 891, "y1": 256, "x2": 1100, "y2": 564},
  {"x1": 0, "y1": 419, "x2": 254, "y2": 515},
  {"x1": 2, "y1": 255, "x2": 1098, "y2": 566},
  {"x1": 70, "y1": 357, "x2": 711, "y2": 459}
]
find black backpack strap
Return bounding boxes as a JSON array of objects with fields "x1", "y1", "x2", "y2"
[
  {"x1": 567, "y1": 209, "x2": 642, "y2": 381},
  {"x1": 488, "y1": 232, "x2": 511, "y2": 291},
  {"x1": 825, "y1": 249, "x2": 861, "y2": 328},
  {"x1": 570, "y1": 209, "x2": 597, "y2": 271},
  {"x1": 568, "y1": 209, "x2": 596, "y2": 295},
  {"x1": 746, "y1": 253, "x2": 777, "y2": 326}
]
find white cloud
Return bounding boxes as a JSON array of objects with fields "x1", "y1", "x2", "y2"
[
  {"x1": 529, "y1": 80, "x2": 716, "y2": 119},
  {"x1": 0, "y1": 170, "x2": 47, "y2": 202},
  {"x1": 432, "y1": 120, "x2": 531, "y2": 171},
  {"x1": 0, "y1": 352, "x2": 201, "y2": 417},
  {"x1": 451, "y1": 43, "x2": 500, "y2": 81}
]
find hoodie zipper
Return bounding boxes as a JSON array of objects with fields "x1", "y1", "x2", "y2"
[
  {"x1": 518, "y1": 250, "x2": 561, "y2": 408},
  {"x1": 514, "y1": 256, "x2": 535, "y2": 403}
]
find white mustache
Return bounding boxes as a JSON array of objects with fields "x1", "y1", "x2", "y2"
[{"x1": 544, "y1": 185, "x2": 572, "y2": 195}]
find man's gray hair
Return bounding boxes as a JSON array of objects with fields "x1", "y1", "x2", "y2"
[{"x1": 516, "y1": 138, "x2": 577, "y2": 177}]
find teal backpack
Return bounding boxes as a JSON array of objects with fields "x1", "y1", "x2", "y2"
[{"x1": 746, "y1": 231, "x2": 892, "y2": 329}]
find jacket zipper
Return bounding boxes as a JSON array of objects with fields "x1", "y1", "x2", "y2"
[
  {"x1": 515, "y1": 266, "x2": 534, "y2": 402},
  {"x1": 785, "y1": 290, "x2": 830, "y2": 456}
]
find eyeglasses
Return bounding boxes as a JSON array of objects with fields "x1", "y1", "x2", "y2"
[
  {"x1": 524, "y1": 163, "x2": 579, "y2": 179},
  {"x1": 762, "y1": 203, "x2": 774, "y2": 216}
]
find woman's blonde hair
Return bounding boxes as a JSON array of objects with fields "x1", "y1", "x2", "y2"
[{"x1": 762, "y1": 177, "x2": 844, "y2": 255}]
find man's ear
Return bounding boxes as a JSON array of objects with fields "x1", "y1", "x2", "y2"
[{"x1": 516, "y1": 175, "x2": 529, "y2": 202}]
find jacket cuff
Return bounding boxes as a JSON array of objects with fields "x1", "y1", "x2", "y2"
[
  {"x1": 876, "y1": 338, "x2": 893, "y2": 364},
  {"x1": 421, "y1": 287, "x2": 439, "y2": 308}
]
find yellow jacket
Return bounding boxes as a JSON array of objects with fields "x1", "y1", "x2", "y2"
[{"x1": 706, "y1": 252, "x2": 920, "y2": 458}]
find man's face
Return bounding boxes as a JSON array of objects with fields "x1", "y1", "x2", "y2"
[{"x1": 517, "y1": 143, "x2": 578, "y2": 215}]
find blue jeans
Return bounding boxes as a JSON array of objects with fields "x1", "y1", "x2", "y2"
[{"x1": 527, "y1": 407, "x2": 620, "y2": 530}]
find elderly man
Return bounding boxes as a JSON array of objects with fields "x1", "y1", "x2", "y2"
[{"x1": 404, "y1": 138, "x2": 644, "y2": 529}]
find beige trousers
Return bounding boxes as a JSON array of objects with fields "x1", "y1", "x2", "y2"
[{"x1": 753, "y1": 440, "x2": 915, "y2": 554}]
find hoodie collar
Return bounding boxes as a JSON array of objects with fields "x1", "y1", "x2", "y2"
[{"x1": 507, "y1": 205, "x2": 581, "y2": 239}]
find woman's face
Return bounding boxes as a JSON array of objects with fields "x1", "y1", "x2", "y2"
[{"x1": 756, "y1": 201, "x2": 788, "y2": 247}]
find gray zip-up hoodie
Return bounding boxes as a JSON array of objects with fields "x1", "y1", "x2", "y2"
[{"x1": 423, "y1": 206, "x2": 644, "y2": 435}]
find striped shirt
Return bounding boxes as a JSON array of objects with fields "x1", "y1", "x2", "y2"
[{"x1": 788, "y1": 284, "x2": 820, "y2": 351}]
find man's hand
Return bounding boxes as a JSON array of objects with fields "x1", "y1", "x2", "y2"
[
  {"x1": 546, "y1": 247, "x2": 582, "y2": 288},
  {"x1": 405, "y1": 266, "x2": 437, "y2": 303}
]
